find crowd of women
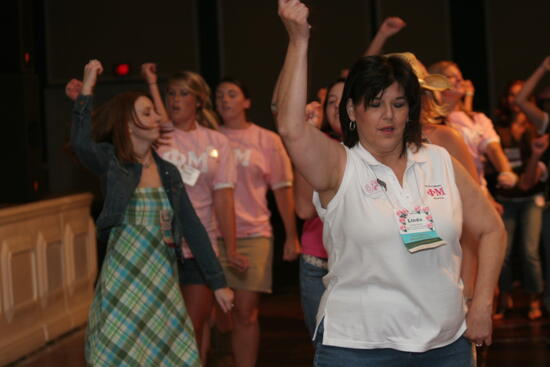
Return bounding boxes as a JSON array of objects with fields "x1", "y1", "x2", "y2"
[{"x1": 65, "y1": 0, "x2": 550, "y2": 365}]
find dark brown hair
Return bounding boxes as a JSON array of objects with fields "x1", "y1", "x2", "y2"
[
  {"x1": 92, "y1": 91, "x2": 151, "y2": 163},
  {"x1": 321, "y1": 78, "x2": 346, "y2": 138},
  {"x1": 339, "y1": 55, "x2": 422, "y2": 153},
  {"x1": 494, "y1": 80, "x2": 535, "y2": 127}
]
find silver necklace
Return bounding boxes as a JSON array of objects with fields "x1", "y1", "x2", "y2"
[{"x1": 140, "y1": 152, "x2": 153, "y2": 168}]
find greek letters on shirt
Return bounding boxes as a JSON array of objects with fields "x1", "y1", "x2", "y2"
[
  {"x1": 233, "y1": 148, "x2": 251, "y2": 167},
  {"x1": 425, "y1": 184, "x2": 447, "y2": 200},
  {"x1": 163, "y1": 145, "x2": 219, "y2": 173}
]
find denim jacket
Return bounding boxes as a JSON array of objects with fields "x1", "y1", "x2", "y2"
[{"x1": 71, "y1": 95, "x2": 226, "y2": 290}]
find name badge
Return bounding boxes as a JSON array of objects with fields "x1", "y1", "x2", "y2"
[
  {"x1": 159, "y1": 209, "x2": 176, "y2": 248},
  {"x1": 395, "y1": 206, "x2": 445, "y2": 253},
  {"x1": 180, "y1": 164, "x2": 200, "y2": 186},
  {"x1": 162, "y1": 149, "x2": 201, "y2": 186}
]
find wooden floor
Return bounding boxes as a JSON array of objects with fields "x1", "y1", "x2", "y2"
[{"x1": 7, "y1": 286, "x2": 550, "y2": 367}]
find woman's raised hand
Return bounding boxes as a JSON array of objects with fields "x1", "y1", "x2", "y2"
[
  {"x1": 378, "y1": 17, "x2": 406, "y2": 37},
  {"x1": 540, "y1": 56, "x2": 550, "y2": 72},
  {"x1": 463, "y1": 80, "x2": 475, "y2": 96},
  {"x1": 141, "y1": 62, "x2": 158, "y2": 85},
  {"x1": 81, "y1": 60, "x2": 103, "y2": 95},
  {"x1": 278, "y1": 0, "x2": 310, "y2": 42}
]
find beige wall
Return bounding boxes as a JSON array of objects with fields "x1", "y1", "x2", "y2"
[{"x1": 0, "y1": 193, "x2": 96, "y2": 366}]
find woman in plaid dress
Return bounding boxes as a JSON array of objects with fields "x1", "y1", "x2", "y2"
[{"x1": 71, "y1": 60, "x2": 234, "y2": 366}]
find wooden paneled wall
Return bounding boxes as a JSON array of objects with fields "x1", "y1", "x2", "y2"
[{"x1": 0, "y1": 193, "x2": 96, "y2": 366}]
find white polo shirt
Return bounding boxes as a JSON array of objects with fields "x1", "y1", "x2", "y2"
[{"x1": 313, "y1": 143, "x2": 466, "y2": 352}]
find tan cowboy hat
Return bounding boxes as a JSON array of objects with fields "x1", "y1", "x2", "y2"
[{"x1": 386, "y1": 52, "x2": 452, "y2": 92}]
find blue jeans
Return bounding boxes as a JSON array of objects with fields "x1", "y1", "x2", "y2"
[
  {"x1": 299, "y1": 255, "x2": 328, "y2": 339},
  {"x1": 314, "y1": 322, "x2": 473, "y2": 367},
  {"x1": 499, "y1": 197, "x2": 544, "y2": 294}
]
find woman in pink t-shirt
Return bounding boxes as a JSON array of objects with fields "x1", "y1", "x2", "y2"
[
  {"x1": 215, "y1": 78, "x2": 301, "y2": 367},
  {"x1": 142, "y1": 64, "x2": 248, "y2": 362}
]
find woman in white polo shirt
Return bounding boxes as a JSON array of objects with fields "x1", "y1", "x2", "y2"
[{"x1": 274, "y1": 1, "x2": 506, "y2": 366}]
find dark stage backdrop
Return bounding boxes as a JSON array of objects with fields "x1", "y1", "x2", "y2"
[
  {"x1": 44, "y1": 0, "x2": 199, "y2": 84},
  {"x1": 486, "y1": 0, "x2": 550, "y2": 109}
]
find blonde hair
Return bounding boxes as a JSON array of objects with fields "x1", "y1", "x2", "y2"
[
  {"x1": 428, "y1": 60, "x2": 465, "y2": 116},
  {"x1": 167, "y1": 70, "x2": 219, "y2": 130},
  {"x1": 421, "y1": 90, "x2": 447, "y2": 125},
  {"x1": 427, "y1": 60, "x2": 458, "y2": 77}
]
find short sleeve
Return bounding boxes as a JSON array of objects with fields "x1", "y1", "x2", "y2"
[
  {"x1": 266, "y1": 133, "x2": 293, "y2": 190},
  {"x1": 476, "y1": 113, "x2": 500, "y2": 152}
]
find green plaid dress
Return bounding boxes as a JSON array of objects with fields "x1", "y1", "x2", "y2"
[{"x1": 85, "y1": 187, "x2": 199, "y2": 367}]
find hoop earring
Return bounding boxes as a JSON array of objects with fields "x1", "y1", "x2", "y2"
[{"x1": 349, "y1": 120, "x2": 356, "y2": 131}]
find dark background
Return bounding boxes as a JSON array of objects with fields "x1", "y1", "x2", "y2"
[{"x1": 1, "y1": 0, "x2": 549, "y2": 287}]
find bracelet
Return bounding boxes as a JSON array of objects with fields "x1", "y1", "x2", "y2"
[
  {"x1": 465, "y1": 92, "x2": 474, "y2": 96},
  {"x1": 148, "y1": 82, "x2": 157, "y2": 85}
]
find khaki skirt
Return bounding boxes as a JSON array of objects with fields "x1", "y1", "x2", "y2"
[{"x1": 217, "y1": 237, "x2": 273, "y2": 293}]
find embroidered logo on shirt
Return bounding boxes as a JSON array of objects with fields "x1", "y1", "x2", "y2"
[
  {"x1": 363, "y1": 179, "x2": 384, "y2": 197},
  {"x1": 425, "y1": 184, "x2": 446, "y2": 199}
]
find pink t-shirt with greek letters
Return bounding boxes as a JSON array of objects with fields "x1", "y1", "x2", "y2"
[
  {"x1": 157, "y1": 123, "x2": 237, "y2": 257},
  {"x1": 220, "y1": 124, "x2": 293, "y2": 238}
]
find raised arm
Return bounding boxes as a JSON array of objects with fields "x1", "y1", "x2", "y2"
[
  {"x1": 141, "y1": 63, "x2": 170, "y2": 122},
  {"x1": 363, "y1": 16, "x2": 406, "y2": 56},
  {"x1": 70, "y1": 60, "x2": 114, "y2": 174},
  {"x1": 452, "y1": 157, "x2": 506, "y2": 347},
  {"x1": 462, "y1": 80, "x2": 475, "y2": 113},
  {"x1": 275, "y1": 0, "x2": 345, "y2": 201},
  {"x1": 516, "y1": 56, "x2": 550, "y2": 133}
]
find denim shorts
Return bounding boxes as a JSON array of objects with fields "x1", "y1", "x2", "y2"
[{"x1": 314, "y1": 321, "x2": 473, "y2": 367}]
